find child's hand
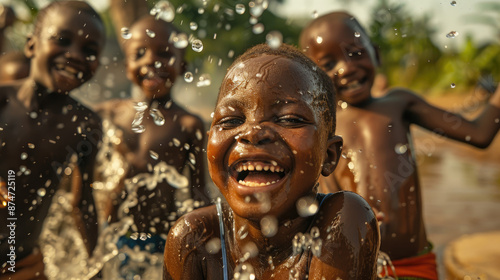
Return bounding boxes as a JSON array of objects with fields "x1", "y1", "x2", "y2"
[{"x1": 0, "y1": 251, "x2": 47, "y2": 280}]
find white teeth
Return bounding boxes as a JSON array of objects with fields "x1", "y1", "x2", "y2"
[
  {"x1": 248, "y1": 165, "x2": 255, "y2": 171},
  {"x1": 239, "y1": 179, "x2": 280, "y2": 187},
  {"x1": 263, "y1": 166, "x2": 269, "y2": 171},
  {"x1": 235, "y1": 163, "x2": 284, "y2": 173},
  {"x1": 270, "y1": 166, "x2": 275, "y2": 172},
  {"x1": 256, "y1": 165, "x2": 262, "y2": 171}
]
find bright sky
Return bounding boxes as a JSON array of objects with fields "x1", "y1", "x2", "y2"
[
  {"x1": 1, "y1": 0, "x2": 496, "y2": 49},
  {"x1": 272, "y1": 0, "x2": 498, "y2": 49}
]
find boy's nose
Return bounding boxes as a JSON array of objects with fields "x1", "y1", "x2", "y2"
[
  {"x1": 238, "y1": 124, "x2": 276, "y2": 146},
  {"x1": 64, "y1": 46, "x2": 85, "y2": 62}
]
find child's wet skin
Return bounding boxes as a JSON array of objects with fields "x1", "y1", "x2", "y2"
[
  {"x1": 165, "y1": 45, "x2": 379, "y2": 279},
  {"x1": 208, "y1": 54, "x2": 331, "y2": 220}
]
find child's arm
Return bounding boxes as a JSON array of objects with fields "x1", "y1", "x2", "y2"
[
  {"x1": 164, "y1": 208, "x2": 215, "y2": 280},
  {"x1": 72, "y1": 120, "x2": 102, "y2": 256},
  {"x1": 403, "y1": 86, "x2": 500, "y2": 148},
  {"x1": 314, "y1": 192, "x2": 380, "y2": 279}
]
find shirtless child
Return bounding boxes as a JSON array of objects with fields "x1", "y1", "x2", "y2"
[
  {"x1": 95, "y1": 15, "x2": 209, "y2": 278},
  {"x1": 0, "y1": 1, "x2": 105, "y2": 278},
  {"x1": 300, "y1": 11, "x2": 500, "y2": 279},
  {"x1": 164, "y1": 43, "x2": 380, "y2": 280}
]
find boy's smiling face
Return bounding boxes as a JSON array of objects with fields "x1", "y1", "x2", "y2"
[
  {"x1": 302, "y1": 17, "x2": 377, "y2": 105},
  {"x1": 124, "y1": 16, "x2": 184, "y2": 99},
  {"x1": 208, "y1": 54, "x2": 341, "y2": 221},
  {"x1": 26, "y1": 6, "x2": 104, "y2": 93}
]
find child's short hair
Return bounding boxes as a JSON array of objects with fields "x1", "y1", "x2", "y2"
[
  {"x1": 223, "y1": 43, "x2": 337, "y2": 135},
  {"x1": 33, "y1": 1, "x2": 104, "y2": 36}
]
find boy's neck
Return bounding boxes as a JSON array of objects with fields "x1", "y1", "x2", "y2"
[
  {"x1": 229, "y1": 207, "x2": 314, "y2": 264},
  {"x1": 142, "y1": 94, "x2": 173, "y2": 108},
  {"x1": 17, "y1": 80, "x2": 69, "y2": 111}
]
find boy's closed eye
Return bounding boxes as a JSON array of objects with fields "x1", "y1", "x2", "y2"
[
  {"x1": 215, "y1": 116, "x2": 244, "y2": 129},
  {"x1": 276, "y1": 115, "x2": 307, "y2": 127}
]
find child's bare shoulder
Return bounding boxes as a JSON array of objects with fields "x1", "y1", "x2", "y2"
[
  {"x1": 168, "y1": 205, "x2": 218, "y2": 241},
  {"x1": 166, "y1": 205, "x2": 218, "y2": 260},
  {"x1": 384, "y1": 87, "x2": 423, "y2": 104},
  {"x1": 317, "y1": 191, "x2": 378, "y2": 248}
]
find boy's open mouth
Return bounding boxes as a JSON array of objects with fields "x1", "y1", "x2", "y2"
[
  {"x1": 339, "y1": 77, "x2": 366, "y2": 92},
  {"x1": 55, "y1": 63, "x2": 84, "y2": 81},
  {"x1": 233, "y1": 161, "x2": 287, "y2": 187}
]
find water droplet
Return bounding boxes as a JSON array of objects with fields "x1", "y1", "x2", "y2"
[
  {"x1": 29, "y1": 111, "x2": 38, "y2": 119},
  {"x1": 394, "y1": 143, "x2": 408, "y2": 154},
  {"x1": 196, "y1": 74, "x2": 211, "y2": 87},
  {"x1": 149, "y1": 150, "x2": 159, "y2": 160},
  {"x1": 354, "y1": 31, "x2": 361, "y2": 37},
  {"x1": 340, "y1": 102, "x2": 348, "y2": 109},
  {"x1": 465, "y1": 135, "x2": 471, "y2": 141},
  {"x1": 171, "y1": 32, "x2": 189, "y2": 49},
  {"x1": 182, "y1": 72, "x2": 194, "y2": 83},
  {"x1": 20, "y1": 152, "x2": 28, "y2": 160},
  {"x1": 132, "y1": 125, "x2": 146, "y2": 133},
  {"x1": 446, "y1": 31, "x2": 459, "y2": 38},
  {"x1": 495, "y1": 118, "x2": 499, "y2": 123},
  {"x1": 266, "y1": 31, "x2": 282, "y2": 49},
  {"x1": 450, "y1": 1, "x2": 457, "y2": 6},
  {"x1": 173, "y1": 138, "x2": 181, "y2": 147},
  {"x1": 28, "y1": 143, "x2": 35, "y2": 149},
  {"x1": 149, "y1": 108, "x2": 165, "y2": 126},
  {"x1": 235, "y1": 4, "x2": 246, "y2": 14},
  {"x1": 195, "y1": 129, "x2": 203, "y2": 141},
  {"x1": 37, "y1": 188, "x2": 46, "y2": 197},
  {"x1": 134, "y1": 102, "x2": 148, "y2": 112},
  {"x1": 312, "y1": 10, "x2": 318, "y2": 18},
  {"x1": 252, "y1": 23, "x2": 264, "y2": 34},
  {"x1": 154, "y1": 61, "x2": 162, "y2": 68},
  {"x1": 316, "y1": 36, "x2": 323, "y2": 44},
  {"x1": 77, "y1": 72, "x2": 83, "y2": 79},
  {"x1": 249, "y1": 0, "x2": 268, "y2": 17},
  {"x1": 150, "y1": 1, "x2": 175, "y2": 22},
  {"x1": 450, "y1": 83, "x2": 456, "y2": 88},
  {"x1": 191, "y1": 39, "x2": 204, "y2": 52},
  {"x1": 121, "y1": 27, "x2": 132, "y2": 39},
  {"x1": 189, "y1": 22, "x2": 198, "y2": 31},
  {"x1": 146, "y1": 29, "x2": 156, "y2": 38},
  {"x1": 86, "y1": 55, "x2": 96, "y2": 61},
  {"x1": 296, "y1": 196, "x2": 318, "y2": 217},
  {"x1": 260, "y1": 215, "x2": 278, "y2": 237},
  {"x1": 205, "y1": 237, "x2": 221, "y2": 254}
]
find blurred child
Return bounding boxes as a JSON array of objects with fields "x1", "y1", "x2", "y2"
[
  {"x1": 0, "y1": 51, "x2": 30, "y2": 82},
  {"x1": 300, "y1": 11, "x2": 500, "y2": 279},
  {"x1": 164, "y1": 43, "x2": 380, "y2": 280},
  {"x1": 95, "y1": 14, "x2": 209, "y2": 278},
  {"x1": 0, "y1": 1, "x2": 105, "y2": 278}
]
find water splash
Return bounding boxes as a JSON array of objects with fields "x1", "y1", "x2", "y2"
[
  {"x1": 252, "y1": 23, "x2": 264, "y2": 34},
  {"x1": 446, "y1": 31, "x2": 459, "y2": 38},
  {"x1": 266, "y1": 31, "x2": 282, "y2": 49},
  {"x1": 191, "y1": 39, "x2": 204, "y2": 52},
  {"x1": 120, "y1": 27, "x2": 132, "y2": 39},
  {"x1": 184, "y1": 72, "x2": 194, "y2": 83},
  {"x1": 249, "y1": 0, "x2": 268, "y2": 17},
  {"x1": 150, "y1": 1, "x2": 175, "y2": 22},
  {"x1": 377, "y1": 251, "x2": 397, "y2": 279},
  {"x1": 235, "y1": 4, "x2": 246, "y2": 14},
  {"x1": 149, "y1": 108, "x2": 165, "y2": 126},
  {"x1": 196, "y1": 74, "x2": 211, "y2": 87},
  {"x1": 171, "y1": 32, "x2": 189, "y2": 49}
]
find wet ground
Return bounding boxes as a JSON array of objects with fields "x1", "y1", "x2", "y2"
[{"x1": 414, "y1": 95, "x2": 500, "y2": 279}]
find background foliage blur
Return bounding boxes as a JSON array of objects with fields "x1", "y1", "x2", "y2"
[{"x1": 3, "y1": 0, "x2": 500, "y2": 100}]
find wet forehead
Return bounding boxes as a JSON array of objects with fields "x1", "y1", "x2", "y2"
[
  {"x1": 221, "y1": 55, "x2": 319, "y2": 99},
  {"x1": 43, "y1": 6, "x2": 104, "y2": 40}
]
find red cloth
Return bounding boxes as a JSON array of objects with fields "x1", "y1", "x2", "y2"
[{"x1": 380, "y1": 252, "x2": 438, "y2": 280}]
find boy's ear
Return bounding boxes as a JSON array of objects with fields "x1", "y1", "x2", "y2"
[
  {"x1": 24, "y1": 34, "x2": 35, "y2": 59},
  {"x1": 321, "y1": 135, "x2": 343, "y2": 176}
]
